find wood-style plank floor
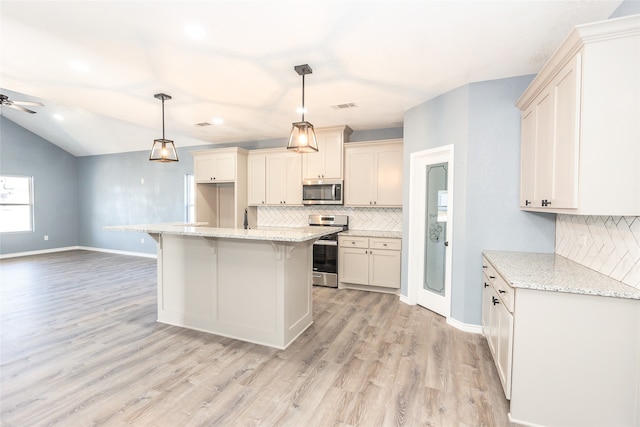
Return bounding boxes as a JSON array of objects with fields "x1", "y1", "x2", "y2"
[{"x1": 0, "y1": 250, "x2": 513, "y2": 426}]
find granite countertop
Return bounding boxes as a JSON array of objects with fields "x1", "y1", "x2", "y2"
[
  {"x1": 483, "y1": 250, "x2": 640, "y2": 300},
  {"x1": 340, "y1": 230, "x2": 402, "y2": 239},
  {"x1": 105, "y1": 223, "x2": 343, "y2": 243}
]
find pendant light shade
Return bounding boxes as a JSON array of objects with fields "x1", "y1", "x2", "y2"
[
  {"x1": 150, "y1": 93, "x2": 178, "y2": 162},
  {"x1": 287, "y1": 64, "x2": 318, "y2": 153}
]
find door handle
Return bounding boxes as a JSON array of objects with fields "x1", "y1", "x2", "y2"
[{"x1": 444, "y1": 241, "x2": 449, "y2": 246}]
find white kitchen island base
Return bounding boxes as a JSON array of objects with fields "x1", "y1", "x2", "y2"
[{"x1": 151, "y1": 233, "x2": 314, "y2": 349}]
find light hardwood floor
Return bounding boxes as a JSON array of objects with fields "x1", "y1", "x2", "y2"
[{"x1": 0, "y1": 250, "x2": 513, "y2": 426}]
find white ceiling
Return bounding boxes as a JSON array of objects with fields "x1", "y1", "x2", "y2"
[{"x1": 0, "y1": 0, "x2": 622, "y2": 157}]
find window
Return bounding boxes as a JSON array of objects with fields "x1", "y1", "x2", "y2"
[
  {"x1": 0, "y1": 175, "x2": 33, "y2": 233},
  {"x1": 185, "y1": 174, "x2": 195, "y2": 223}
]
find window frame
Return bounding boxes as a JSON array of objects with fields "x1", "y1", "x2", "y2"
[{"x1": 0, "y1": 175, "x2": 34, "y2": 234}]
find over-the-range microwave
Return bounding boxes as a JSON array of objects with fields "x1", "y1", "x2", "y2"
[{"x1": 302, "y1": 179, "x2": 343, "y2": 205}]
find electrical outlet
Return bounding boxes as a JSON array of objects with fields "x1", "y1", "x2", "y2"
[
  {"x1": 141, "y1": 237, "x2": 145, "y2": 244},
  {"x1": 44, "y1": 235, "x2": 48, "y2": 241},
  {"x1": 141, "y1": 178, "x2": 144, "y2": 184}
]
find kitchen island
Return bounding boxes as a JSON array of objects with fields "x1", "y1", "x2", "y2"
[{"x1": 106, "y1": 224, "x2": 342, "y2": 349}]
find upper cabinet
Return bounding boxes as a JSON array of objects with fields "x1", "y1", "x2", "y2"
[
  {"x1": 247, "y1": 148, "x2": 302, "y2": 206},
  {"x1": 193, "y1": 148, "x2": 241, "y2": 183},
  {"x1": 302, "y1": 125, "x2": 352, "y2": 180},
  {"x1": 516, "y1": 15, "x2": 640, "y2": 215},
  {"x1": 344, "y1": 139, "x2": 403, "y2": 207}
]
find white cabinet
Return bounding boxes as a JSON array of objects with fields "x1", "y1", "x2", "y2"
[
  {"x1": 481, "y1": 257, "x2": 514, "y2": 399},
  {"x1": 344, "y1": 139, "x2": 403, "y2": 207},
  {"x1": 483, "y1": 250, "x2": 640, "y2": 427},
  {"x1": 247, "y1": 148, "x2": 302, "y2": 206},
  {"x1": 191, "y1": 148, "x2": 249, "y2": 228},
  {"x1": 302, "y1": 125, "x2": 352, "y2": 180},
  {"x1": 247, "y1": 153, "x2": 266, "y2": 205},
  {"x1": 338, "y1": 235, "x2": 401, "y2": 293},
  {"x1": 517, "y1": 15, "x2": 640, "y2": 215},
  {"x1": 193, "y1": 149, "x2": 238, "y2": 183}
]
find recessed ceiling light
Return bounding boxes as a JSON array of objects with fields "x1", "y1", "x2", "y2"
[
  {"x1": 184, "y1": 24, "x2": 205, "y2": 40},
  {"x1": 69, "y1": 60, "x2": 89, "y2": 72},
  {"x1": 53, "y1": 113, "x2": 64, "y2": 121},
  {"x1": 211, "y1": 117, "x2": 224, "y2": 125}
]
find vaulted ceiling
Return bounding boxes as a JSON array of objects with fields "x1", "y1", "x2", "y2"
[{"x1": 0, "y1": 1, "x2": 622, "y2": 156}]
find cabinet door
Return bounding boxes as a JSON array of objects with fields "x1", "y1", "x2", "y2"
[
  {"x1": 496, "y1": 301, "x2": 514, "y2": 399},
  {"x1": 319, "y1": 130, "x2": 344, "y2": 179},
  {"x1": 247, "y1": 154, "x2": 266, "y2": 205},
  {"x1": 302, "y1": 128, "x2": 344, "y2": 180},
  {"x1": 344, "y1": 146, "x2": 375, "y2": 206},
  {"x1": 369, "y1": 249, "x2": 401, "y2": 288},
  {"x1": 266, "y1": 155, "x2": 285, "y2": 205},
  {"x1": 194, "y1": 156, "x2": 216, "y2": 182},
  {"x1": 481, "y1": 273, "x2": 493, "y2": 338},
  {"x1": 550, "y1": 53, "x2": 581, "y2": 209},
  {"x1": 520, "y1": 108, "x2": 536, "y2": 208},
  {"x1": 488, "y1": 286, "x2": 500, "y2": 358},
  {"x1": 283, "y1": 153, "x2": 302, "y2": 204},
  {"x1": 374, "y1": 144, "x2": 403, "y2": 206},
  {"x1": 339, "y1": 247, "x2": 369, "y2": 285},
  {"x1": 532, "y1": 89, "x2": 554, "y2": 207},
  {"x1": 213, "y1": 154, "x2": 236, "y2": 181}
]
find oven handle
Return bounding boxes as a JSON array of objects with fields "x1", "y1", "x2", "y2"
[{"x1": 314, "y1": 240, "x2": 338, "y2": 246}]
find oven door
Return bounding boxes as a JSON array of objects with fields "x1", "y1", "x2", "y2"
[{"x1": 312, "y1": 240, "x2": 338, "y2": 287}]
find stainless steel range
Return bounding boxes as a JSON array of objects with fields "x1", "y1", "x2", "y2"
[{"x1": 309, "y1": 214, "x2": 348, "y2": 288}]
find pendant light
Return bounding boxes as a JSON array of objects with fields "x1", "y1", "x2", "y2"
[
  {"x1": 287, "y1": 64, "x2": 318, "y2": 153},
  {"x1": 149, "y1": 93, "x2": 179, "y2": 162}
]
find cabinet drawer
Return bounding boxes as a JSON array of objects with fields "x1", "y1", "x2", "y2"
[
  {"x1": 370, "y1": 238, "x2": 401, "y2": 251},
  {"x1": 493, "y1": 274, "x2": 514, "y2": 313},
  {"x1": 339, "y1": 237, "x2": 369, "y2": 249}
]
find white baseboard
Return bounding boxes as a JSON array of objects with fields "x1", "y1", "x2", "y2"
[
  {"x1": 446, "y1": 317, "x2": 482, "y2": 334},
  {"x1": 1, "y1": 246, "x2": 156, "y2": 259},
  {"x1": 397, "y1": 293, "x2": 482, "y2": 334},
  {"x1": 77, "y1": 246, "x2": 157, "y2": 259}
]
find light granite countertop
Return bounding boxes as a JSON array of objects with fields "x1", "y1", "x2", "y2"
[
  {"x1": 105, "y1": 223, "x2": 343, "y2": 243},
  {"x1": 340, "y1": 230, "x2": 402, "y2": 239},
  {"x1": 483, "y1": 250, "x2": 640, "y2": 300}
]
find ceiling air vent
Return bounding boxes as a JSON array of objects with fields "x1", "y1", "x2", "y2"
[
  {"x1": 331, "y1": 103, "x2": 358, "y2": 110},
  {"x1": 195, "y1": 122, "x2": 211, "y2": 127}
]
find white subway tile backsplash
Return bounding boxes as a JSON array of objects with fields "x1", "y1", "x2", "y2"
[
  {"x1": 556, "y1": 214, "x2": 640, "y2": 290},
  {"x1": 257, "y1": 206, "x2": 402, "y2": 232}
]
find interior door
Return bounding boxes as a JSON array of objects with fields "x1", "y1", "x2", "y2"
[{"x1": 408, "y1": 146, "x2": 454, "y2": 318}]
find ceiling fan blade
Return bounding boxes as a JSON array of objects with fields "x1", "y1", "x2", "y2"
[
  {"x1": 7, "y1": 103, "x2": 37, "y2": 114},
  {"x1": 12, "y1": 100, "x2": 44, "y2": 107}
]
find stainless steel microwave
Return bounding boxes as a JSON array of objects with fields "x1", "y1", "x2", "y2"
[{"x1": 302, "y1": 179, "x2": 343, "y2": 205}]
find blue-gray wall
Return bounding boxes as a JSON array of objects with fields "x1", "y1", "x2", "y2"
[
  {"x1": 0, "y1": 116, "x2": 79, "y2": 254},
  {"x1": 610, "y1": 0, "x2": 640, "y2": 18},
  {"x1": 402, "y1": 76, "x2": 557, "y2": 325}
]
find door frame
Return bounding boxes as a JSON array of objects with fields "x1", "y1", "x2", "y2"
[{"x1": 407, "y1": 145, "x2": 454, "y2": 318}]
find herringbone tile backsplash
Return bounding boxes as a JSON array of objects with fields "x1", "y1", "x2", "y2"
[
  {"x1": 257, "y1": 206, "x2": 402, "y2": 232},
  {"x1": 556, "y1": 215, "x2": 640, "y2": 290}
]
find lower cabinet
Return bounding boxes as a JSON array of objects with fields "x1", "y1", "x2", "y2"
[
  {"x1": 338, "y1": 235, "x2": 401, "y2": 293},
  {"x1": 481, "y1": 259, "x2": 514, "y2": 399}
]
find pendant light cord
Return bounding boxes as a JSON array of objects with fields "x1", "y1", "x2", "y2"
[
  {"x1": 301, "y1": 73, "x2": 305, "y2": 122},
  {"x1": 161, "y1": 98, "x2": 166, "y2": 139}
]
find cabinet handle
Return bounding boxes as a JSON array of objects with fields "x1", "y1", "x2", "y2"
[
  {"x1": 484, "y1": 282, "x2": 489, "y2": 288},
  {"x1": 482, "y1": 265, "x2": 488, "y2": 269},
  {"x1": 489, "y1": 275, "x2": 495, "y2": 279},
  {"x1": 492, "y1": 296, "x2": 500, "y2": 306},
  {"x1": 499, "y1": 290, "x2": 506, "y2": 294},
  {"x1": 542, "y1": 199, "x2": 552, "y2": 206},
  {"x1": 525, "y1": 199, "x2": 531, "y2": 206}
]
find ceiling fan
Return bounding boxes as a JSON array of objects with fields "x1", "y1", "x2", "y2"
[{"x1": 0, "y1": 94, "x2": 44, "y2": 114}]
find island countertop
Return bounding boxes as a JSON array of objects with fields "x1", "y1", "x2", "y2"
[{"x1": 105, "y1": 223, "x2": 343, "y2": 243}]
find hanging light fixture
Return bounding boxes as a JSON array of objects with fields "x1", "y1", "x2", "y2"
[
  {"x1": 149, "y1": 93, "x2": 179, "y2": 162},
  {"x1": 287, "y1": 64, "x2": 318, "y2": 153}
]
